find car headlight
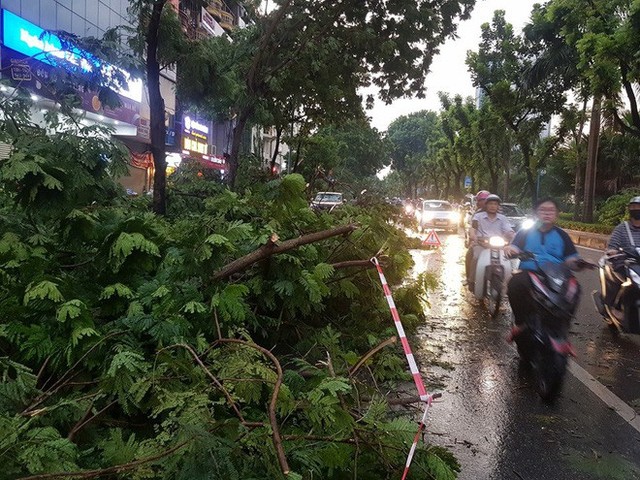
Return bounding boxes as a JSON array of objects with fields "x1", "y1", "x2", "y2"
[
  {"x1": 449, "y1": 212, "x2": 460, "y2": 223},
  {"x1": 415, "y1": 211, "x2": 422, "y2": 221},
  {"x1": 422, "y1": 212, "x2": 435, "y2": 221},
  {"x1": 489, "y1": 236, "x2": 506, "y2": 247},
  {"x1": 521, "y1": 218, "x2": 535, "y2": 230}
]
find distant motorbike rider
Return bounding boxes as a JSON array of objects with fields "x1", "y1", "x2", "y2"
[
  {"x1": 598, "y1": 196, "x2": 640, "y2": 311},
  {"x1": 474, "y1": 190, "x2": 491, "y2": 214},
  {"x1": 504, "y1": 198, "x2": 581, "y2": 326},
  {"x1": 466, "y1": 194, "x2": 515, "y2": 290}
]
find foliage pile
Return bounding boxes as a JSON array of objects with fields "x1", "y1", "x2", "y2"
[{"x1": 0, "y1": 95, "x2": 456, "y2": 479}]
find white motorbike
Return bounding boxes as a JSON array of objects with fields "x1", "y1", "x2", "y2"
[{"x1": 472, "y1": 236, "x2": 518, "y2": 317}]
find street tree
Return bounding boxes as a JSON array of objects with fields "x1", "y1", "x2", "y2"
[
  {"x1": 178, "y1": 0, "x2": 476, "y2": 189},
  {"x1": 386, "y1": 111, "x2": 442, "y2": 198},
  {"x1": 467, "y1": 10, "x2": 566, "y2": 204}
]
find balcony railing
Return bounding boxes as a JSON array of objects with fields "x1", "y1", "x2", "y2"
[{"x1": 206, "y1": 0, "x2": 235, "y2": 30}]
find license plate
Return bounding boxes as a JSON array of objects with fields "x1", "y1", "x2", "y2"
[{"x1": 434, "y1": 219, "x2": 447, "y2": 225}]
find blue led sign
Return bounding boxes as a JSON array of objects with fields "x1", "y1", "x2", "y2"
[{"x1": 2, "y1": 10, "x2": 142, "y2": 102}]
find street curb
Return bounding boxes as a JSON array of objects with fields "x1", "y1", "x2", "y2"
[{"x1": 564, "y1": 228, "x2": 609, "y2": 250}]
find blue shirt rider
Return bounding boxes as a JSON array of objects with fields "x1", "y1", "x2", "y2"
[{"x1": 504, "y1": 198, "x2": 580, "y2": 325}]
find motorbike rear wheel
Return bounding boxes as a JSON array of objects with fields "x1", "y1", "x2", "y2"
[{"x1": 535, "y1": 350, "x2": 567, "y2": 403}]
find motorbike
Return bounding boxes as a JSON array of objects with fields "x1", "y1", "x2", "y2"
[
  {"x1": 508, "y1": 252, "x2": 594, "y2": 402},
  {"x1": 472, "y1": 236, "x2": 516, "y2": 317},
  {"x1": 592, "y1": 247, "x2": 640, "y2": 333}
]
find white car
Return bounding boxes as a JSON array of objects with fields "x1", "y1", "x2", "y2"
[
  {"x1": 310, "y1": 192, "x2": 344, "y2": 211},
  {"x1": 417, "y1": 200, "x2": 460, "y2": 233}
]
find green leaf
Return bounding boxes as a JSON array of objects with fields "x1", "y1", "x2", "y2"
[
  {"x1": 56, "y1": 299, "x2": 86, "y2": 322},
  {"x1": 24, "y1": 280, "x2": 64, "y2": 304},
  {"x1": 100, "y1": 283, "x2": 134, "y2": 300},
  {"x1": 182, "y1": 300, "x2": 208, "y2": 314}
]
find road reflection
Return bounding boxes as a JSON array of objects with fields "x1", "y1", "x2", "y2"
[{"x1": 409, "y1": 230, "x2": 515, "y2": 477}]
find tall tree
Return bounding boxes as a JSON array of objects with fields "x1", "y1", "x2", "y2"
[
  {"x1": 387, "y1": 111, "x2": 443, "y2": 197},
  {"x1": 178, "y1": 0, "x2": 476, "y2": 189},
  {"x1": 467, "y1": 10, "x2": 566, "y2": 204}
]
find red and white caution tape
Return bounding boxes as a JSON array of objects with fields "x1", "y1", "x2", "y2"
[{"x1": 370, "y1": 257, "x2": 440, "y2": 480}]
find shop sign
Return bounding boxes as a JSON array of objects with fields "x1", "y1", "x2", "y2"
[
  {"x1": 2, "y1": 10, "x2": 142, "y2": 102},
  {"x1": 182, "y1": 114, "x2": 209, "y2": 156}
]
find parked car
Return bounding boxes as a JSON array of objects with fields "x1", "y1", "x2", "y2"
[
  {"x1": 417, "y1": 200, "x2": 460, "y2": 233},
  {"x1": 500, "y1": 203, "x2": 535, "y2": 232},
  {"x1": 310, "y1": 192, "x2": 344, "y2": 211}
]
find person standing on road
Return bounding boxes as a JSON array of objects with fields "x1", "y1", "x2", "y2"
[
  {"x1": 599, "y1": 196, "x2": 640, "y2": 310},
  {"x1": 503, "y1": 198, "x2": 580, "y2": 326},
  {"x1": 466, "y1": 194, "x2": 514, "y2": 290}
]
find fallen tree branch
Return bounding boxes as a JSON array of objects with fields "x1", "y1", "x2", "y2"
[
  {"x1": 160, "y1": 344, "x2": 247, "y2": 425},
  {"x1": 17, "y1": 440, "x2": 190, "y2": 480},
  {"x1": 213, "y1": 223, "x2": 357, "y2": 280},
  {"x1": 330, "y1": 259, "x2": 376, "y2": 270},
  {"x1": 349, "y1": 336, "x2": 397, "y2": 377},
  {"x1": 215, "y1": 338, "x2": 290, "y2": 476}
]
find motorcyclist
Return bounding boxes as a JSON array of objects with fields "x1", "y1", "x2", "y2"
[
  {"x1": 598, "y1": 196, "x2": 640, "y2": 312},
  {"x1": 504, "y1": 198, "x2": 581, "y2": 326},
  {"x1": 466, "y1": 194, "x2": 515, "y2": 290}
]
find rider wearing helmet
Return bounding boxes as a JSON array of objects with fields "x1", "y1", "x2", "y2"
[
  {"x1": 474, "y1": 190, "x2": 491, "y2": 214},
  {"x1": 599, "y1": 196, "x2": 640, "y2": 310},
  {"x1": 465, "y1": 193, "x2": 515, "y2": 290},
  {"x1": 607, "y1": 196, "x2": 640, "y2": 252}
]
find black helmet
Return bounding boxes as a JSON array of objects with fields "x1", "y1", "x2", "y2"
[
  {"x1": 485, "y1": 194, "x2": 501, "y2": 204},
  {"x1": 629, "y1": 196, "x2": 640, "y2": 205}
]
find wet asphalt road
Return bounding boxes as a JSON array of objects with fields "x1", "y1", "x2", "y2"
[{"x1": 408, "y1": 231, "x2": 640, "y2": 480}]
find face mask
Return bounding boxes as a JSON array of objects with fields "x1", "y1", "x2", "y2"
[{"x1": 630, "y1": 210, "x2": 640, "y2": 220}]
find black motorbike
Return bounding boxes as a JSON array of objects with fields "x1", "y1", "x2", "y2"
[
  {"x1": 593, "y1": 247, "x2": 640, "y2": 333},
  {"x1": 508, "y1": 252, "x2": 593, "y2": 402}
]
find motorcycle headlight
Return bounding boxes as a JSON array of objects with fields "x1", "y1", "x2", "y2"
[
  {"x1": 521, "y1": 218, "x2": 535, "y2": 230},
  {"x1": 488, "y1": 236, "x2": 506, "y2": 248},
  {"x1": 629, "y1": 268, "x2": 640, "y2": 286},
  {"x1": 404, "y1": 204, "x2": 414, "y2": 214}
]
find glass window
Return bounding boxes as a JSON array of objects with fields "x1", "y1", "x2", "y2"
[
  {"x1": 86, "y1": 0, "x2": 99, "y2": 26},
  {"x1": 97, "y1": 2, "x2": 110, "y2": 30},
  {"x1": 57, "y1": 6, "x2": 72, "y2": 31},
  {"x1": 501, "y1": 205, "x2": 524, "y2": 217},
  {"x1": 72, "y1": 0, "x2": 86, "y2": 19},
  {"x1": 72, "y1": 12, "x2": 86, "y2": 35},
  {"x1": 1, "y1": 0, "x2": 21, "y2": 17},
  {"x1": 21, "y1": 0, "x2": 39, "y2": 24},
  {"x1": 423, "y1": 201, "x2": 452, "y2": 211},
  {"x1": 40, "y1": 1, "x2": 57, "y2": 30}
]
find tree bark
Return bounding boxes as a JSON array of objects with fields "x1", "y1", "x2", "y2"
[
  {"x1": 583, "y1": 96, "x2": 602, "y2": 223},
  {"x1": 227, "y1": 108, "x2": 252, "y2": 190},
  {"x1": 213, "y1": 224, "x2": 357, "y2": 281},
  {"x1": 269, "y1": 124, "x2": 284, "y2": 173},
  {"x1": 148, "y1": 0, "x2": 168, "y2": 215}
]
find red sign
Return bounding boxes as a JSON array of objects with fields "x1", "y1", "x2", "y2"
[{"x1": 422, "y1": 229, "x2": 441, "y2": 247}]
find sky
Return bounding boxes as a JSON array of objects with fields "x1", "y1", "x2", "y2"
[{"x1": 367, "y1": 0, "x2": 541, "y2": 132}]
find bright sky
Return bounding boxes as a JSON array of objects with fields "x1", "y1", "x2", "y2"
[{"x1": 367, "y1": 0, "x2": 541, "y2": 132}]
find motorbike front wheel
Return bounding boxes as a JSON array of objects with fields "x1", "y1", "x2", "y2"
[{"x1": 485, "y1": 275, "x2": 503, "y2": 318}]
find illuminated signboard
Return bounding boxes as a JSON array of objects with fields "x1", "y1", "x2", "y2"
[
  {"x1": 182, "y1": 115, "x2": 209, "y2": 156},
  {"x1": 2, "y1": 10, "x2": 142, "y2": 102}
]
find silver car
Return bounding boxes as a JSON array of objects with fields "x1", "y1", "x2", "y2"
[{"x1": 417, "y1": 200, "x2": 460, "y2": 233}]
